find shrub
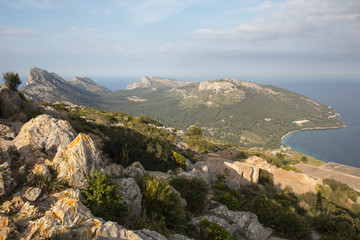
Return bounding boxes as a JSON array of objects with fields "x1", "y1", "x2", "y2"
[
  {"x1": 198, "y1": 219, "x2": 234, "y2": 240},
  {"x1": 323, "y1": 178, "x2": 359, "y2": 202},
  {"x1": 138, "y1": 174, "x2": 186, "y2": 234},
  {"x1": 2, "y1": 71, "x2": 22, "y2": 91},
  {"x1": 82, "y1": 170, "x2": 129, "y2": 225},
  {"x1": 27, "y1": 109, "x2": 43, "y2": 120},
  {"x1": 33, "y1": 170, "x2": 67, "y2": 193},
  {"x1": 187, "y1": 125, "x2": 203, "y2": 137},
  {"x1": 173, "y1": 151, "x2": 186, "y2": 170},
  {"x1": 169, "y1": 177, "x2": 209, "y2": 215},
  {"x1": 258, "y1": 169, "x2": 273, "y2": 186},
  {"x1": 215, "y1": 192, "x2": 240, "y2": 211}
]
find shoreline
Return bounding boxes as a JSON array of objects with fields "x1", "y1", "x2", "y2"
[{"x1": 281, "y1": 124, "x2": 346, "y2": 141}]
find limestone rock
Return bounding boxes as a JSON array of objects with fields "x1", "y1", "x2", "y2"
[
  {"x1": 14, "y1": 114, "x2": 77, "y2": 154},
  {"x1": 0, "y1": 123, "x2": 15, "y2": 140},
  {"x1": 169, "y1": 234, "x2": 195, "y2": 240},
  {"x1": 104, "y1": 163, "x2": 124, "y2": 178},
  {"x1": 0, "y1": 85, "x2": 22, "y2": 119},
  {"x1": 23, "y1": 187, "x2": 42, "y2": 202},
  {"x1": 147, "y1": 171, "x2": 171, "y2": 180},
  {"x1": 135, "y1": 228, "x2": 168, "y2": 240},
  {"x1": 52, "y1": 133, "x2": 103, "y2": 188},
  {"x1": 0, "y1": 214, "x2": 18, "y2": 240},
  {"x1": 124, "y1": 162, "x2": 146, "y2": 180},
  {"x1": 178, "y1": 161, "x2": 216, "y2": 186},
  {"x1": 32, "y1": 164, "x2": 51, "y2": 180},
  {"x1": 115, "y1": 178, "x2": 142, "y2": 220},
  {"x1": 0, "y1": 196, "x2": 25, "y2": 215},
  {"x1": 206, "y1": 203, "x2": 270, "y2": 240}
]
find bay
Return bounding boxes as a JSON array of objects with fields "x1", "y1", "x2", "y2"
[{"x1": 275, "y1": 81, "x2": 360, "y2": 168}]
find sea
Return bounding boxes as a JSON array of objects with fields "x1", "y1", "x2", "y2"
[{"x1": 274, "y1": 80, "x2": 360, "y2": 168}]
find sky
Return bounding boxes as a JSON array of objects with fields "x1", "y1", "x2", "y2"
[{"x1": 1, "y1": 0, "x2": 360, "y2": 83}]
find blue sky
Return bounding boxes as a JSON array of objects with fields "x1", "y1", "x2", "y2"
[{"x1": 1, "y1": 0, "x2": 360, "y2": 82}]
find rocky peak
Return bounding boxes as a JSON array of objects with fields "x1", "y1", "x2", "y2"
[
  {"x1": 126, "y1": 75, "x2": 192, "y2": 90},
  {"x1": 68, "y1": 76, "x2": 111, "y2": 94},
  {"x1": 26, "y1": 67, "x2": 68, "y2": 87},
  {"x1": 198, "y1": 79, "x2": 241, "y2": 92}
]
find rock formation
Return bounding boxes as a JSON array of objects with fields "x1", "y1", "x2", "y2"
[
  {"x1": 68, "y1": 76, "x2": 111, "y2": 94},
  {"x1": 0, "y1": 85, "x2": 22, "y2": 119},
  {"x1": 126, "y1": 75, "x2": 192, "y2": 90}
]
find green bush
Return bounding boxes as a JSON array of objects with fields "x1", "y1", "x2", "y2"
[
  {"x1": 2, "y1": 71, "x2": 22, "y2": 91},
  {"x1": 33, "y1": 169, "x2": 67, "y2": 193},
  {"x1": 82, "y1": 170, "x2": 129, "y2": 225},
  {"x1": 169, "y1": 177, "x2": 209, "y2": 215},
  {"x1": 215, "y1": 192, "x2": 240, "y2": 211},
  {"x1": 27, "y1": 109, "x2": 43, "y2": 120},
  {"x1": 323, "y1": 178, "x2": 359, "y2": 202},
  {"x1": 258, "y1": 169, "x2": 273, "y2": 186},
  {"x1": 138, "y1": 174, "x2": 187, "y2": 234},
  {"x1": 198, "y1": 219, "x2": 234, "y2": 240},
  {"x1": 173, "y1": 151, "x2": 186, "y2": 170},
  {"x1": 187, "y1": 125, "x2": 203, "y2": 137}
]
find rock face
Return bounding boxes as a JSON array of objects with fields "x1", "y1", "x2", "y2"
[
  {"x1": 13, "y1": 114, "x2": 77, "y2": 154},
  {"x1": 126, "y1": 75, "x2": 191, "y2": 90},
  {"x1": 21, "y1": 67, "x2": 94, "y2": 104},
  {"x1": 0, "y1": 163, "x2": 16, "y2": 198},
  {"x1": 178, "y1": 161, "x2": 216, "y2": 186},
  {"x1": 68, "y1": 76, "x2": 111, "y2": 94},
  {"x1": 0, "y1": 85, "x2": 22, "y2": 119},
  {"x1": 115, "y1": 178, "x2": 142, "y2": 221},
  {"x1": 52, "y1": 133, "x2": 103, "y2": 188}
]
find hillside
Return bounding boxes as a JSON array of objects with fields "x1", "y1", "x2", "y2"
[
  {"x1": 1, "y1": 85, "x2": 359, "y2": 240},
  {"x1": 21, "y1": 68, "x2": 343, "y2": 148}
]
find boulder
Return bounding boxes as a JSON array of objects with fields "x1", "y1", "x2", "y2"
[
  {"x1": 0, "y1": 85, "x2": 22, "y2": 119},
  {"x1": 52, "y1": 133, "x2": 103, "y2": 188},
  {"x1": 22, "y1": 187, "x2": 42, "y2": 202},
  {"x1": 135, "y1": 228, "x2": 168, "y2": 240},
  {"x1": 0, "y1": 123, "x2": 15, "y2": 140},
  {"x1": 168, "y1": 234, "x2": 195, "y2": 240},
  {"x1": 124, "y1": 162, "x2": 146, "y2": 180},
  {"x1": 115, "y1": 178, "x2": 142, "y2": 220},
  {"x1": 104, "y1": 163, "x2": 124, "y2": 178},
  {"x1": 14, "y1": 114, "x2": 77, "y2": 154},
  {"x1": 32, "y1": 164, "x2": 52, "y2": 180},
  {"x1": 178, "y1": 161, "x2": 216, "y2": 186}
]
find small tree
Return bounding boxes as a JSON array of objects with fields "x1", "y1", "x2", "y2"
[
  {"x1": 2, "y1": 72, "x2": 22, "y2": 91},
  {"x1": 187, "y1": 125, "x2": 202, "y2": 137}
]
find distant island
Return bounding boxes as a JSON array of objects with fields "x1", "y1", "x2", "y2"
[{"x1": 21, "y1": 67, "x2": 344, "y2": 148}]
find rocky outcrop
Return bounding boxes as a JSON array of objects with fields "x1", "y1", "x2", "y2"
[
  {"x1": 192, "y1": 202, "x2": 271, "y2": 240},
  {"x1": 115, "y1": 178, "x2": 142, "y2": 220},
  {"x1": 178, "y1": 161, "x2": 217, "y2": 186},
  {"x1": 69, "y1": 76, "x2": 111, "y2": 94},
  {"x1": 13, "y1": 114, "x2": 77, "y2": 154},
  {"x1": 0, "y1": 85, "x2": 22, "y2": 119},
  {"x1": 52, "y1": 133, "x2": 103, "y2": 188},
  {"x1": 0, "y1": 163, "x2": 16, "y2": 198},
  {"x1": 126, "y1": 75, "x2": 191, "y2": 90},
  {"x1": 124, "y1": 162, "x2": 146, "y2": 180}
]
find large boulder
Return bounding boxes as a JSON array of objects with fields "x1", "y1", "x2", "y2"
[
  {"x1": 0, "y1": 162, "x2": 16, "y2": 198},
  {"x1": 115, "y1": 178, "x2": 142, "y2": 221},
  {"x1": 0, "y1": 85, "x2": 22, "y2": 119},
  {"x1": 178, "y1": 161, "x2": 216, "y2": 186},
  {"x1": 52, "y1": 133, "x2": 103, "y2": 188},
  {"x1": 192, "y1": 203, "x2": 271, "y2": 240},
  {"x1": 13, "y1": 114, "x2": 77, "y2": 154}
]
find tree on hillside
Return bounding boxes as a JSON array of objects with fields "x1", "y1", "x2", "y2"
[{"x1": 2, "y1": 72, "x2": 22, "y2": 91}]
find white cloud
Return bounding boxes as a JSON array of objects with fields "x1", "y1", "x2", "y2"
[
  {"x1": 194, "y1": 0, "x2": 360, "y2": 47},
  {"x1": 0, "y1": 25, "x2": 38, "y2": 35}
]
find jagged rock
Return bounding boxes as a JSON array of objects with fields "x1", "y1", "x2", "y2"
[
  {"x1": 178, "y1": 161, "x2": 216, "y2": 186},
  {"x1": 13, "y1": 114, "x2": 77, "y2": 154},
  {"x1": 69, "y1": 76, "x2": 111, "y2": 94},
  {"x1": 147, "y1": 171, "x2": 171, "y2": 180},
  {"x1": 126, "y1": 75, "x2": 191, "y2": 90},
  {"x1": 0, "y1": 85, "x2": 22, "y2": 119},
  {"x1": 205, "y1": 203, "x2": 271, "y2": 240},
  {"x1": 52, "y1": 133, "x2": 103, "y2": 188},
  {"x1": 52, "y1": 188, "x2": 81, "y2": 201},
  {"x1": 0, "y1": 214, "x2": 18, "y2": 240},
  {"x1": 115, "y1": 178, "x2": 142, "y2": 220},
  {"x1": 104, "y1": 163, "x2": 124, "y2": 178},
  {"x1": 0, "y1": 196, "x2": 25, "y2": 215},
  {"x1": 23, "y1": 187, "x2": 42, "y2": 202},
  {"x1": 18, "y1": 145, "x2": 47, "y2": 166},
  {"x1": 124, "y1": 162, "x2": 145, "y2": 180},
  {"x1": 14, "y1": 201, "x2": 39, "y2": 228},
  {"x1": 0, "y1": 162, "x2": 16, "y2": 198}
]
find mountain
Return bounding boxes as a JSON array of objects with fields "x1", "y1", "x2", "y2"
[
  {"x1": 103, "y1": 78, "x2": 343, "y2": 148},
  {"x1": 126, "y1": 75, "x2": 192, "y2": 90},
  {"x1": 20, "y1": 68, "x2": 343, "y2": 148},
  {"x1": 68, "y1": 76, "x2": 111, "y2": 94},
  {"x1": 21, "y1": 67, "x2": 102, "y2": 106}
]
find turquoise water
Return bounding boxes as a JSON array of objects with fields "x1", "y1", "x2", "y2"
[{"x1": 277, "y1": 81, "x2": 360, "y2": 168}]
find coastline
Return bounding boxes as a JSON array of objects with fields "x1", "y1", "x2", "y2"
[{"x1": 281, "y1": 124, "x2": 346, "y2": 141}]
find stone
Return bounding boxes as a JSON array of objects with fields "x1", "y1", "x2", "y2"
[
  {"x1": 206, "y1": 203, "x2": 270, "y2": 240},
  {"x1": 115, "y1": 178, "x2": 142, "y2": 220},
  {"x1": 124, "y1": 162, "x2": 146, "y2": 180},
  {"x1": 147, "y1": 171, "x2": 171, "y2": 180},
  {"x1": 14, "y1": 114, "x2": 77, "y2": 154},
  {"x1": 52, "y1": 133, "x2": 103, "y2": 188},
  {"x1": 0, "y1": 214, "x2": 17, "y2": 240},
  {"x1": 0, "y1": 196, "x2": 25, "y2": 215},
  {"x1": 104, "y1": 163, "x2": 124, "y2": 178},
  {"x1": 32, "y1": 164, "x2": 51, "y2": 180},
  {"x1": 0, "y1": 85, "x2": 22, "y2": 119},
  {"x1": 135, "y1": 228, "x2": 168, "y2": 240},
  {"x1": 0, "y1": 123, "x2": 15, "y2": 140},
  {"x1": 23, "y1": 187, "x2": 42, "y2": 202},
  {"x1": 169, "y1": 234, "x2": 195, "y2": 240},
  {"x1": 178, "y1": 161, "x2": 216, "y2": 186}
]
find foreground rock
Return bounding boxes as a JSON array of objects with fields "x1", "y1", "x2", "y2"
[
  {"x1": 13, "y1": 114, "x2": 77, "y2": 154},
  {"x1": 0, "y1": 85, "x2": 22, "y2": 119},
  {"x1": 52, "y1": 133, "x2": 103, "y2": 188}
]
